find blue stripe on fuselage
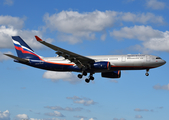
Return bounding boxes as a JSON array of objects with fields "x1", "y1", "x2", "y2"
[{"x1": 28, "y1": 60, "x2": 81, "y2": 72}]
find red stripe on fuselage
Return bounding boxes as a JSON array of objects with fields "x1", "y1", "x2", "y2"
[
  {"x1": 107, "y1": 62, "x2": 110, "y2": 70},
  {"x1": 118, "y1": 70, "x2": 120, "y2": 78}
]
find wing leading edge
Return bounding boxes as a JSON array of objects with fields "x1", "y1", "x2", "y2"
[{"x1": 35, "y1": 36, "x2": 95, "y2": 69}]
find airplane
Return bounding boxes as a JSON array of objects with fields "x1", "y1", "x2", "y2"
[{"x1": 4, "y1": 36, "x2": 166, "y2": 83}]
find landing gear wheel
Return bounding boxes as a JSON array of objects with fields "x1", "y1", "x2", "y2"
[
  {"x1": 145, "y1": 69, "x2": 149, "y2": 76},
  {"x1": 85, "y1": 78, "x2": 90, "y2": 83},
  {"x1": 83, "y1": 71, "x2": 87, "y2": 76},
  {"x1": 145, "y1": 73, "x2": 149, "y2": 76},
  {"x1": 78, "y1": 74, "x2": 83, "y2": 79},
  {"x1": 90, "y1": 76, "x2": 94, "y2": 80}
]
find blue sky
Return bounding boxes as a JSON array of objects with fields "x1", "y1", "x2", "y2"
[{"x1": 0, "y1": 0, "x2": 169, "y2": 120}]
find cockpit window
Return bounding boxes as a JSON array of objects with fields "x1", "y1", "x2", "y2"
[{"x1": 156, "y1": 57, "x2": 161, "y2": 59}]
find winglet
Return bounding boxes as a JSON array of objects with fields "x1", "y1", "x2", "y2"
[{"x1": 35, "y1": 36, "x2": 43, "y2": 42}]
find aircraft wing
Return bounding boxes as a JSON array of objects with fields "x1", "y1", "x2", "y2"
[{"x1": 35, "y1": 36, "x2": 95, "y2": 68}]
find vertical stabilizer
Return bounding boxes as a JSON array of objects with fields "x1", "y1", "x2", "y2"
[{"x1": 12, "y1": 36, "x2": 41, "y2": 60}]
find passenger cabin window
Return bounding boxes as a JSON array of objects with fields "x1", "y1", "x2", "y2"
[
  {"x1": 127, "y1": 55, "x2": 145, "y2": 59},
  {"x1": 156, "y1": 57, "x2": 161, "y2": 59},
  {"x1": 109, "y1": 58, "x2": 118, "y2": 60},
  {"x1": 98, "y1": 58, "x2": 108, "y2": 61}
]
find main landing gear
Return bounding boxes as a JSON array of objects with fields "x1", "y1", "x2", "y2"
[
  {"x1": 85, "y1": 74, "x2": 94, "y2": 83},
  {"x1": 77, "y1": 72, "x2": 94, "y2": 83},
  {"x1": 145, "y1": 69, "x2": 149, "y2": 76},
  {"x1": 77, "y1": 71, "x2": 87, "y2": 79}
]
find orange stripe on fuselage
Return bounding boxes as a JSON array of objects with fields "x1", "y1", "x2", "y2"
[
  {"x1": 15, "y1": 46, "x2": 74, "y2": 66},
  {"x1": 107, "y1": 62, "x2": 110, "y2": 70},
  {"x1": 42, "y1": 59, "x2": 74, "y2": 66},
  {"x1": 35, "y1": 56, "x2": 74, "y2": 66}
]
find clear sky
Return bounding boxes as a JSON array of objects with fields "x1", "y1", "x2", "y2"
[{"x1": 0, "y1": 0, "x2": 169, "y2": 120}]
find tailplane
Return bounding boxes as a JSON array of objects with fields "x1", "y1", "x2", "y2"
[
  {"x1": 12, "y1": 36, "x2": 41, "y2": 60},
  {"x1": 4, "y1": 53, "x2": 29, "y2": 63}
]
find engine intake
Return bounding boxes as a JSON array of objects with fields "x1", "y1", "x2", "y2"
[
  {"x1": 101, "y1": 70, "x2": 121, "y2": 78},
  {"x1": 92, "y1": 61, "x2": 111, "y2": 70}
]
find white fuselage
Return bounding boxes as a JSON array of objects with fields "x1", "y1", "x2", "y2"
[{"x1": 42, "y1": 54, "x2": 166, "y2": 71}]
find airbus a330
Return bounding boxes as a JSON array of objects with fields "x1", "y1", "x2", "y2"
[{"x1": 4, "y1": 36, "x2": 166, "y2": 83}]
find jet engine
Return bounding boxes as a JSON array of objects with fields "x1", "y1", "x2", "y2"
[
  {"x1": 101, "y1": 70, "x2": 121, "y2": 78},
  {"x1": 92, "y1": 61, "x2": 111, "y2": 70}
]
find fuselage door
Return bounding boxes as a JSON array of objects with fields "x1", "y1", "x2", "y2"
[
  {"x1": 121, "y1": 56, "x2": 126, "y2": 62},
  {"x1": 146, "y1": 55, "x2": 150, "y2": 62}
]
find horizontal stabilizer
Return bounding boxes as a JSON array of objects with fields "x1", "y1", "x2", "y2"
[{"x1": 4, "y1": 54, "x2": 29, "y2": 63}]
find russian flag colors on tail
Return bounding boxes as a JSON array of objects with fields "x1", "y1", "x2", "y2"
[{"x1": 12, "y1": 36, "x2": 41, "y2": 60}]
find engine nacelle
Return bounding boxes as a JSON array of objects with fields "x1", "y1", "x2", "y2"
[
  {"x1": 92, "y1": 61, "x2": 111, "y2": 70},
  {"x1": 101, "y1": 70, "x2": 121, "y2": 78}
]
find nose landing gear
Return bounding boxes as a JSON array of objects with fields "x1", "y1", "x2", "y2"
[{"x1": 145, "y1": 69, "x2": 149, "y2": 76}]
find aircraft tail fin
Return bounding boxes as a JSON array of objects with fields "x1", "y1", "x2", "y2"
[{"x1": 12, "y1": 36, "x2": 41, "y2": 60}]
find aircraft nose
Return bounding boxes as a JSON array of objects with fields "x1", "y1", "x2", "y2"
[
  {"x1": 155, "y1": 59, "x2": 166, "y2": 67},
  {"x1": 159, "y1": 59, "x2": 166, "y2": 66},
  {"x1": 161, "y1": 59, "x2": 166, "y2": 65}
]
